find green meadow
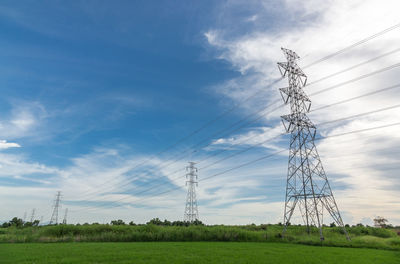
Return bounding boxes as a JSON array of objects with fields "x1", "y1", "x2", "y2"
[
  {"x1": 1, "y1": 224, "x2": 399, "y2": 250},
  {"x1": 1, "y1": 242, "x2": 399, "y2": 264}
]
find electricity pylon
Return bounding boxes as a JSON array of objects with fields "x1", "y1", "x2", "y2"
[
  {"x1": 49, "y1": 191, "x2": 62, "y2": 225},
  {"x1": 277, "y1": 48, "x2": 349, "y2": 241},
  {"x1": 30, "y1": 208, "x2": 36, "y2": 223},
  {"x1": 62, "y1": 208, "x2": 68, "y2": 224},
  {"x1": 184, "y1": 162, "x2": 199, "y2": 222}
]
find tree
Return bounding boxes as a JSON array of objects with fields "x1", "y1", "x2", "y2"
[
  {"x1": 373, "y1": 216, "x2": 388, "y2": 228},
  {"x1": 23, "y1": 221, "x2": 33, "y2": 227},
  {"x1": 192, "y1": 219, "x2": 204, "y2": 226},
  {"x1": 172, "y1": 220, "x2": 184, "y2": 226},
  {"x1": 111, "y1": 219, "x2": 126, "y2": 225},
  {"x1": 10, "y1": 217, "x2": 24, "y2": 227},
  {"x1": 1, "y1": 217, "x2": 24, "y2": 228},
  {"x1": 147, "y1": 218, "x2": 162, "y2": 225},
  {"x1": 163, "y1": 219, "x2": 171, "y2": 226}
]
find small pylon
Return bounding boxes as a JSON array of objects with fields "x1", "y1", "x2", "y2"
[
  {"x1": 62, "y1": 208, "x2": 68, "y2": 224},
  {"x1": 184, "y1": 162, "x2": 199, "y2": 222},
  {"x1": 49, "y1": 191, "x2": 62, "y2": 225},
  {"x1": 30, "y1": 208, "x2": 36, "y2": 223}
]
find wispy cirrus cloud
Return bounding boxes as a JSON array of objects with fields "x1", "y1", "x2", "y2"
[
  {"x1": 0, "y1": 100, "x2": 48, "y2": 140},
  {"x1": 0, "y1": 141, "x2": 285, "y2": 225}
]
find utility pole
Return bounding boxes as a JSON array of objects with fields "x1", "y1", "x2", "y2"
[
  {"x1": 49, "y1": 191, "x2": 62, "y2": 225},
  {"x1": 184, "y1": 162, "x2": 199, "y2": 223},
  {"x1": 62, "y1": 208, "x2": 68, "y2": 225},
  {"x1": 277, "y1": 48, "x2": 349, "y2": 241}
]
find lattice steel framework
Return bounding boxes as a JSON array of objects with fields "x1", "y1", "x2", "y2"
[
  {"x1": 30, "y1": 208, "x2": 36, "y2": 223},
  {"x1": 277, "y1": 48, "x2": 349, "y2": 241},
  {"x1": 62, "y1": 208, "x2": 68, "y2": 225},
  {"x1": 49, "y1": 191, "x2": 62, "y2": 225},
  {"x1": 184, "y1": 162, "x2": 199, "y2": 222}
]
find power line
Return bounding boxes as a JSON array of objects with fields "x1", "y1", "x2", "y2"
[
  {"x1": 133, "y1": 122, "x2": 400, "y2": 208},
  {"x1": 303, "y1": 22, "x2": 400, "y2": 68},
  {"x1": 87, "y1": 120, "x2": 400, "y2": 212},
  {"x1": 73, "y1": 78, "x2": 284, "y2": 201},
  {"x1": 306, "y1": 48, "x2": 400, "y2": 87},
  {"x1": 95, "y1": 75, "x2": 396, "y2": 200},
  {"x1": 199, "y1": 83, "x2": 400, "y2": 167},
  {"x1": 310, "y1": 83, "x2": 400, "y2": 112},
  {"x1": 72, "y1": 101, "x2": 283, "y2": 202},
  {"x1": 317, "y1": 103, "x2": 400, "y2": 126},
  {"x1": 133, "y1": 62, "x2": 400, "y2": 177},
  {"x1": 69, "y1": 135, "x2": 283, "y2": 213},
  {"x1": 71, "y1": 82, "x2": 400, "y2": 207},
  {"x1": 317, "y1": 122, "x2": 400, "y2": 140},
  {"x1": 309, "y1": 62, "x2": 400, "y2": 97},
  {"x1": 71, "y1": 29, "x2": 399, "y2": 201},
  {"x1": 71, "y1": 121, "x2": 400, "y2": 213},
  {"x1": 69, "y1": 24, "x2": 400, "y2": 204},
  {"x1": 154, "y1": 64, "x2": 400, "y2": 180}
]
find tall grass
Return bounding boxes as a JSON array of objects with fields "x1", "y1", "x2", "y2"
[{"x1": 0, "y1": 224, "x2": 398, "y2": 250}]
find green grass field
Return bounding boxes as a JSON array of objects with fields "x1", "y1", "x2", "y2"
[
  {"x1": 1, "y1": 224, "x2": 399, "y2": 250},
  {"x1": 0, "y1": 242, "x2": 399, "y2": 264}
]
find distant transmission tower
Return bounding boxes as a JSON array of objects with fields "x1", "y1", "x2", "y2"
[
  {"x1": 184, "y1": 162, "x2": 199, "y2": 222},
  {"x1": 49, "y1": 191, "x2": 62, "y2": 225},
  {"x1": 62, "y1": 208, "x2": 68, "y2": 224},
  {"x1": 30, "y1": 208, "x2": 36, "y2": 223},
  {"x1": 277, "y1": 48, "x2": 349, "y2": 241}
]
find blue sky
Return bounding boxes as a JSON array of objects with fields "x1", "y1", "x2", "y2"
[
  {"x1": 0, "y1": 0, "x2": 399, "y2": 226},
  {"x1": 0, "y1": 0, "x2": 237, "y2": 162}
]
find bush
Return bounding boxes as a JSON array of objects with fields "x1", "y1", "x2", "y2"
[{"x1": 0, "y1": 222, "x2": 398, "y2": 250}]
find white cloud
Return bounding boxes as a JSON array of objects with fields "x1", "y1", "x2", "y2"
[
  {"x1": 0, "y1": 152, "x2": 59, "y2": 179},
  {"x1": 0, "y1": 140, "x2": 20, "y2": 149},
  {"x1": 0, "y1": 100, "x2": 48, "y2": 140},
  {"x1": 0, "y1": 143, "x2": 286, "y2": 225}
]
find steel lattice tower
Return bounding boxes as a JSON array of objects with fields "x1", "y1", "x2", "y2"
[
  {"x1": 62, "y1": 208, "x2": 68, "y2": 225},
  {"x1": 277, "y1": 48, "x2": 349, "y2": 241},
  {"x1": 30, "y1": 208, "x2": 36, "y2": 223},
  {"x1": 49, "y1": 191, "x2": 62, "y2": 225},
  {"x1": 184, "y1": 162, "x2": 199, "y2": 222}
]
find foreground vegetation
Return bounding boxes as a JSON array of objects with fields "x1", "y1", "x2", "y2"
[
  {"x1": 1, "y1": 242, "x2": 399, "y2": 264},
  {"x1": 1, "y1": 222, "x2": 399, "y2": 251}
]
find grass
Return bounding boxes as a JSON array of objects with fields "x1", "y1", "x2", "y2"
[
  {"x1": 1, "y1": 225, "x2": 398, "y2": 263},
  {"x1": 0, "y1": 242, "x2": 399, "y2": 264},
  {"x1": 0, "y1": 242, "x2": 400, "y2": 264},
  {"x1": 1, "y1": 224, "x2": 399, "y2": 251}
]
